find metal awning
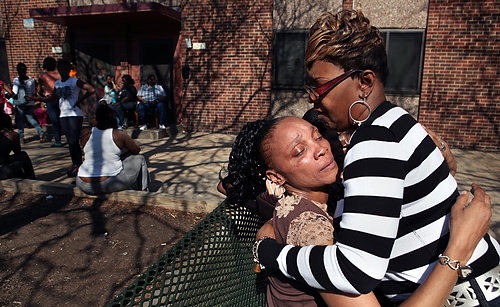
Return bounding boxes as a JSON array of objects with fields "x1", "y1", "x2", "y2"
[{"x1": 29, "y1": 2, "x2": 180, "y2": 28}]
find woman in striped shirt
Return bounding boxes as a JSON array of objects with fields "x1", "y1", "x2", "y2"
[
  {"x1": 254, "y1": 9, "x2": 499, "y2": 306},
  {"x1": 225, "y1": 117, "x2": 491, "y2": 306}
]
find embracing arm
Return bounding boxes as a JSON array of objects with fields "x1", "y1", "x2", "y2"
[
  {"x1": 285, "y1": 210, "x2": 381, "y2": 306},
  {"x1": 258, "y1": 185, "x2": 491, "y2": 306},
  {"x1": 423, "y1": 126, "x2": 457, "y2": 176},
  {"x1": 399, "y1": 184, "x2": 491, "y2": 306}
]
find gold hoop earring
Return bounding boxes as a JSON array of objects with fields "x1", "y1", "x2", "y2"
[{"x1": 348, "y1": 98, "x2": 372, "y2": 126}]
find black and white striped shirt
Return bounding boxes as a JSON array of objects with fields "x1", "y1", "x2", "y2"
[{"x1": 259, "y1": 101, "x2": 499, "y2": 301}]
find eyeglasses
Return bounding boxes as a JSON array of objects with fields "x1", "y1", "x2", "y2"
[{"x1": 305, "y1": 69, "x2": 362, "y2": 103}]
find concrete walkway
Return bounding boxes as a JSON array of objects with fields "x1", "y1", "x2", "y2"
[
  {"x1": 22, "y1": 128, "x2": 233, "y2": 205},
  {"x1": 15, "y1": 128, "x2": 500, "y2": 237}
]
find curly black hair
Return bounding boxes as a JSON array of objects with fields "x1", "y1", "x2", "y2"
[
  {"x1": 42, "y1": 57, "x2": 56, "y2": 71},
  {"x1": 223, "y1": 118, "x2": 282, "y2": 207}
]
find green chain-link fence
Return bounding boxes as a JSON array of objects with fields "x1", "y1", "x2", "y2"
[{"x1": 108, "y1": 201, "x2": 267, "y2": 306}]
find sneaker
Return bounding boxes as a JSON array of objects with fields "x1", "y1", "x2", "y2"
[
  {"x1": 139, "y1": 125, "x2": 147, "y2": 131},
  {"x1": 51, "y1": 142, "x2": 63, "y2": 148},
  {"x1": 159, "y1": 124, "x2": 166, "y2": 130},
  {"x1": 117, "y1": 125, "x2": 124, "y2": 131}
]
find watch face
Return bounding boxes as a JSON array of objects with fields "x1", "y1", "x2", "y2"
[{"x1": 459, "y1": 266, "x2": 473, "y2": 278}]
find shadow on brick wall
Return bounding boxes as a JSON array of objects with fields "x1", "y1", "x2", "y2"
[
  {"x1": 419, "y1": 0, "x2": 499, "y2": 150},
  {"x1": 179, "y1": 0, "x2": 333, "y2": 133}
]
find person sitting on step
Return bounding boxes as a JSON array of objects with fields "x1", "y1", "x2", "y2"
[
  {"x1": 137, "y1": 74, "x2": 168, "y2": 131},
  {"x1": 76, "y1": 104, "x2": 149, "y2": 195}
]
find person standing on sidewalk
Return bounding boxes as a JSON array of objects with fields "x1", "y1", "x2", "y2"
[
  {"x1": 38, "y1": 57, "x2": 63, "y2": 147},
  {"x1": 30, "y1": 59, "x2": 95, "y2": 177},
  {"x1": 12, "y1": 63, "x2": 44, "y2": 143}
]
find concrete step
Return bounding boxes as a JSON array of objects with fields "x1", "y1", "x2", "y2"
[{"x1": 123, "y1": 127, "x2": 168, "y2": 139}]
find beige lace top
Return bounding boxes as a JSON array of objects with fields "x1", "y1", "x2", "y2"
[
  {"x1": 267, "y1": 193, "x2": 335, "y2": 307},
  {"x1": 275, "y1": 194, "x2": 334, "y2": 246}
]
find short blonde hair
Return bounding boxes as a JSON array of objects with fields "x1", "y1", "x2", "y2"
[{"x1": 306, "y1": 10, "x2": 388, "y2": 83}]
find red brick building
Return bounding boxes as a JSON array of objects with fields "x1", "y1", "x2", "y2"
[
  {"x1": 418, "y1": 0, "x2": 499, "y2": 150},
  {"x1": 0, "y1": 0, "x2": 498, "y2": 150}
]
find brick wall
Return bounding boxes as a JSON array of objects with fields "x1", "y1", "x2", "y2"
[
  {"x1": 180, "y1": 0, "x2": 272, "y2": 133},
  {"x1": 419, "y1": 0, "x2": 499, "y2": 150},
  {"x1": 1, "y1": 0, "x2": 68, "y2": 82}
]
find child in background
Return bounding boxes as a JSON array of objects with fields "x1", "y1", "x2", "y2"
[
  {"x1": 0, "y1": 80, "x2": 13, "y2": 114},
  {"x1": 33, "y1": 101, "x2": 49, "y2": 142}
]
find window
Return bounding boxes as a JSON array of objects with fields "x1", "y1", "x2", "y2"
[
  {"x1": 271, "y1": 29, "x2": 425, "y2": 94},
  {"x1": 273, "y1": 31, "x2": 307, "y2": 89},
  {"x1": 381, "y1": 30, "x2": 425, "y2": 95}
]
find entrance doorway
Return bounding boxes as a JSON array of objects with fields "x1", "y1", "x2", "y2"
[{"x1": 140, "y1": 39, "x2": 175, "y2": 124}]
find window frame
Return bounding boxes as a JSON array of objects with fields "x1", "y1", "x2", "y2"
[
  {"x1": 380, "y1": 28, "x2": 426, "y2": 96},
  {"x1": 270, "y1": 29, "x2": 426, "y2": 95}
]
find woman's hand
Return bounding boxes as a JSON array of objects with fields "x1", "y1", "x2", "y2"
[
  {"x1": 399, "y1": 183, "x2": 491, "y2": 307},
  {"x1": 423, "y1": 126, "x2": 457, "y2": 176},
  {"x1": 445, "y1": 183, "x2": 492, "y2": 264}
]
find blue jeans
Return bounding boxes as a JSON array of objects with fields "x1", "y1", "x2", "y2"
[
  {"x1": 15, "y1": 105, "x2": 43, "y2": 139},
  {"x1": 111, "y1": 101, "x2": 136, "y2": 126},
  {"x1": 60, "y1": 116, "x2": 83, "y2": 166},
  {"x1": 137, "y1": 101, "x2": 166, "y2": 125},
  {"x1": 46, "y1": 100, "x2": 61, "y2": 143}
]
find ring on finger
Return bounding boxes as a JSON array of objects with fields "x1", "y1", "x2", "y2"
[{"x1": 439, "y1": 141, "x2": 446, "y2": 151}]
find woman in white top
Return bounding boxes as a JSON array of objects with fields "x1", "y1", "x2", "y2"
[
  {"x1": 12, "y1": 62, "x2": 44, "y2": 143},
  {"x1": 76, "y1": 104, "x2": 149, "y2": 194},
  {"x1": 30, "y1": 59, "x2": 95, "y2": 177}
]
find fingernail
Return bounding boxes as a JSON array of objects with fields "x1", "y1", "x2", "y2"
[{"x1": 460, "y1": 191, "x2": 468, "y2": 195}]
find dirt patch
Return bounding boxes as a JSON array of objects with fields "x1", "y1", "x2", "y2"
[{"x1": 0, "y1": 191, "x2": 205, "y2": 306}]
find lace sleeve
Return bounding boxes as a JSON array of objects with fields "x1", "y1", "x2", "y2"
[{"x1": 286, "y1": 211, "x2": 334, "y2": 246}]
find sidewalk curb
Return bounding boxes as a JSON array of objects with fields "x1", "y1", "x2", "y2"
[{"x1": 0, "y1": 179, "x2": 219, "y2": 214}]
